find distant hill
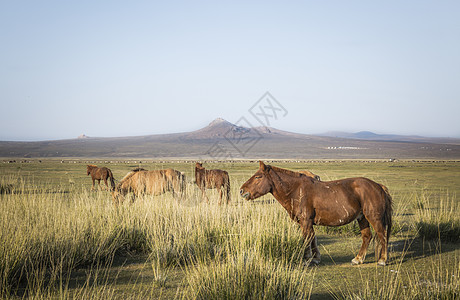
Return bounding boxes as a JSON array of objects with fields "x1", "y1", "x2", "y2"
[
  {"x1": 319, "y1": 131, "x2": 460, "y2": 145},
  {"x1": 1, "y1": 119, "x2": 460, "y2": 159}
]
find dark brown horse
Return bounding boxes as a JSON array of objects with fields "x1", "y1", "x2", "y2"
[
  {"x1": 87, "y1": 165, "x2": 115, "y2": 190},
  {"x1": 195, "y1": 162, "x2": 230, "y2": 204},
  {"x1": 111, "y1": 168, "x2": 186, "y2": 204},
  {"x1": 240, "y1": 161, "x2": 392, "y2": 266}
]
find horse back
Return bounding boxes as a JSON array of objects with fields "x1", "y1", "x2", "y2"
[{"x1": 307, "y1": 177, "x2": 387, "y2": 226}]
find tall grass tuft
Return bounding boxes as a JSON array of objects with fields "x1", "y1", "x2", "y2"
[
  {"x1": 414, "y1": 191, "x2": 460, "y2": 242},
  {"x1": 335, "y1": 239, "x2": 460, "y2": 300},
  {"x1": 183, "y1": 250, "x2": 315, "y2": 299},
  {"x1": 402, "y1": 251, "x2": 460, "y2": 300},
  {"x1": 0, "y1": 182, "x2": 151, "y2": 297}
]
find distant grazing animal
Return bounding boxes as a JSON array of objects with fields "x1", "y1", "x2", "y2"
[
  {"x1": 111, "y1": 168, "x2": 185, "y2": 204},
  {"x1": 240, "y1": 161, "x2": 392, "y2": 266},
  {"x1": 195, "y1": 162, "x2": 230, "y2": 204},
  {"x1": 299, "y1": 170, "x2": 321, "y2": 181},
  {"x1": 86, "y1": 165, "x2": 115, "y2": 191}
]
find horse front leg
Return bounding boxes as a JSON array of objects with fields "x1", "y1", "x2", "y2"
[
  {"x1": 91, "y1": 179, "x2": 96, "y2": 191},
  {"x1": 301, "y1": 219, "x2": 320, "y2": 265},
  {"x1": 200, "y1": 186, "x2": 209, "y2": 203},
  {"x1": 310, "y1": 235, "x2": 321, "y2": 264}
]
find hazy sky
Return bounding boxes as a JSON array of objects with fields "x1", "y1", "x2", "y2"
[{"x1": 1, "y1": 1, "x2": 459, "y2": 141}]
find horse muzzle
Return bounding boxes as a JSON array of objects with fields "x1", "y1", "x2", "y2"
[{"x1": 240, "y1": 189, "x2": 250, "y2": 200}]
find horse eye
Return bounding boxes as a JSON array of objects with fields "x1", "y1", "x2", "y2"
[{"x1": 255, "y1": 175, "x2": 262, "y2": 179}]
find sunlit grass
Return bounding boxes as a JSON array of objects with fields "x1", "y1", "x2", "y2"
[
  {"x1": 414, "y1": 191, "x2": 460, "y2": 242},
  {"x1": 0, "y1": 161, "x2": 459, "y2": 299},
  {"x1": 183, "y1": 250, "x2": 315, "y2": 299}
]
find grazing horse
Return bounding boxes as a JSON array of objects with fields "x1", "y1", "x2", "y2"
[
  {"x1": 240, "y1": 161, "x2": 392, "y2": 266},
  {"x1": 86, "y1": 165, "x2": 115, "y2": 190},
  {"x1": 111, "y1": 168, "x2": 185, "y2": 204},
  {"x1": 195, "y1": 162, "x2": 230, "y2": 204}
]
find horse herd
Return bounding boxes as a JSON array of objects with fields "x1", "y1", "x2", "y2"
[
  {"x1": 86, "y1": 163, "x2": 230, "y2": 204},
  {"x1": 87, "y1": 161, "x2": 392, "y2": 266}
]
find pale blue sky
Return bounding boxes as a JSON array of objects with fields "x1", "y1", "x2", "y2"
[{"x1": 1, "y1": 1, "x2": 459, "y2": 141}]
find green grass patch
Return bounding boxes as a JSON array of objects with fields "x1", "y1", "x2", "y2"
[
  {"x1": 1, "y1": 160, "x2": 459, "y2": 299},
  {"x1": 415, "y1": 192, "x2": 460, "y2": 242},
  {"x1": 183, "y1": 251, "x2": 314, "y2": 299}
]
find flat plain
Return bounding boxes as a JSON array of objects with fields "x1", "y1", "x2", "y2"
[{"x1": 1, "y1": 159, "x2": 459, "y2": 299}]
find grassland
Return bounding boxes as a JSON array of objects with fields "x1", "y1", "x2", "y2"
[{"x1": 1, "y1": 159, "x2": 459, "y2": 299}]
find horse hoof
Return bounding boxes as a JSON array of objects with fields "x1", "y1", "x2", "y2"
[
  {"x1": 377, "y1": 260, "x2": 386, "y2": 266},
  {"x1": 311, "y1": 258, "x2": 321, "y2": 265},
  {"x1": 351, "y1": 258, "x2": 362, "y2": 265},
  {"x1": 304, "y1": 259, "x2": 320, "y2": 267}
]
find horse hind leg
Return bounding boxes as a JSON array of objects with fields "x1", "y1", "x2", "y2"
[
  {"x1": 103, "y1": 177, "x2": 108, "y2": 190},
  {"x1": 352, "y1": 216, "x2": 372, "y2": 265},
  {"x1": 373, "y1": 222, "x2": 388, "y2": 266},
  {"x1": 218, "y1": 188, "x2": 223, "y2": 205},
  {"x1": 225, "y1": 183, "x2": 231, "y2": 204},
  {"x1": 364, "y1": 216, "x2": 388, "y2": 266}
]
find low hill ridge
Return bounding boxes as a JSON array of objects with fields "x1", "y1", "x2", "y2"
[{"x1": 1, "y1": 118, "x2": 459, "y2": 159}]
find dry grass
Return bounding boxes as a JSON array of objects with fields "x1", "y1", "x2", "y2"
[{"x1": 0, "y1": 161, "x2": 459, "y2": 299}]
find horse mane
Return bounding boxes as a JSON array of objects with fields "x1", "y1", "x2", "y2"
[
  {"x1": 269, "y1": 165, "x2": 305, "y2": 178},
  {"x1": 87, "y1": 164, "x2": 98, "y2": 168},
  {"x1": 118, "y1": 168, "x2": 147, "y2": 185}
]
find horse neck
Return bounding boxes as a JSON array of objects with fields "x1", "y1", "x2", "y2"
[
  {"x1": 268, "y1": 168, "x2": 306, "y2": 213},
  {"x1": 118, "y1": 171, "x2": 136, "y2": 189},
  {"x1": 195, "y1": 167, "x2": 205, "y2": 180}
]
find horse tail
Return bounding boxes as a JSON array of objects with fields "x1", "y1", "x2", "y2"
[
  {"x1": 108, "y1": 169, "x2": 116, "y2": 190},
  {"x1": 180, "y1": 172, "x2": 186, "y2": 197},
  {"x1": 382, "y1": 185, "x2": 393, "y2": 246},
  {"x1": 225, "y1": 172, "x2": 231, "y2": 203},
  {"x1": 374, "y1": 184, "x2": 392, "y2": 261}
]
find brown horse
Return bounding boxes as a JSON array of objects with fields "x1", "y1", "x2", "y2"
[
  {"x1": 86, "y1": 165, "x2": 115, "y2": 190},
  {"x1": 111, "y1": 168, "x2": 185, "y2": 204},
  {"x1": 240, "y1": 161, "x2": 392, "y2": 266},
  {"x1": 195, "y1": 162, "x2": 230, "y2": 204}
]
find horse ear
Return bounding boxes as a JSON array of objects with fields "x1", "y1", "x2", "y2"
[{"x1": 259, "y1": 161, "x2": 267, "y2": 170}]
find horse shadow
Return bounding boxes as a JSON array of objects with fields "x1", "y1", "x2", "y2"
[{"x1": 314, "y1": 234, "x2": 458, "y2": 267}]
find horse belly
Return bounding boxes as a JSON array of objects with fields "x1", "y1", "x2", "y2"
[
  {"x1": 313, "y1": 206, "x2": 361, "y2": 226},
  {"x1": 146, "y1": 183, "x2": 166, "y2": 196}
]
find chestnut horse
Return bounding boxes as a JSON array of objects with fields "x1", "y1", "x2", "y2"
[
  {"x1": 86, "y1": 165, "x2": 115, "y2": 190},
  {"x1": 111, "y1": 168, "x2": 185, "y2": 204},
  {"x1": 240, "y1": 161, "x2": 392, "y2": 266},
  {"x1": 195, "y1": 163, "x2": 230, "y2": 204}
]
